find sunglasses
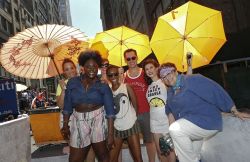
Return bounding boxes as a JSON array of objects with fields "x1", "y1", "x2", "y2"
[
  {"x1": 101, "y1": 63, "x2": 109, "y2": 68},
  {"x1": 126, "y1": 56, "x2": 136, "y2": 61},
  {"x1": 107, "y1": 72, "x2": 119, "y2": 78}
]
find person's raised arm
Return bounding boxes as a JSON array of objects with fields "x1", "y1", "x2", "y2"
[
  {"x1": 186, "y1": 52, "x2": 193, "y2": 75},
  {"x1": 56, "y1": 80, "x2": 66, "y2": 109}
]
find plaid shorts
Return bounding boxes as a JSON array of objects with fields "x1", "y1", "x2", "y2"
[{"x1": 69, "y1": 107, "x2": 106, "y2": 148}]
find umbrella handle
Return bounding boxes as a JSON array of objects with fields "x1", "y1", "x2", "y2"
[
  {"x1": 46, "y1": 45, "x2": 62, "y2": 79},
  {"x1": 51, "y1": 56, "x2": 62, "y2": 79}
]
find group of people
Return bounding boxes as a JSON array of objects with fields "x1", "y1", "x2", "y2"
[
  {"x1": 56, "y1": 48, "x2": 250, "y2": 162},
  {"x1": 18, "y1": 88, "x2": 55, "y2": 111}
]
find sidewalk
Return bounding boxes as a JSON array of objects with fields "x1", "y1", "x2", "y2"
[{"x1": 31, "y1": 137, "x2": 159, "y2": 162}]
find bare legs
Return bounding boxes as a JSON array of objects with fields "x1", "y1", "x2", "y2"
[
  {"x1": 145, "y1": 140, "x2": 157, "y2": 162},
  {"x1": 69, "y1": 141, "x2": 109, "y2": 162},
  {"x1": 110, "y1": 134, "x2": 143, "y2": 162}
]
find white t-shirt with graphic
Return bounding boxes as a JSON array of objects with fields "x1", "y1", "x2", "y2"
[
  {"x1": 146, "y1": 79, "x2": 169, "y2": 133},
  {"x1": 112, "y1": 83, "x2": 137, "y2": 131}
]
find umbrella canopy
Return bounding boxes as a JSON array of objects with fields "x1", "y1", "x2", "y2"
[
  {"x1": 53, "y1": 38, "x2": 89, "y2": 71},
  {"x1": 90, "y1": 41, "x2": 109, "y2": 59},
  {"x1": 92, "y1": 26, "x2": 151, "y2": 66},
  {"x1": 150, "y1": 1, "x2": 226, "y2": 72},
  {"x1": 16, "y1": 83, "x2": 28, "y2": 92},
  {"x1": 0, "y1": 24, "x2": 87, "y2": 79}
]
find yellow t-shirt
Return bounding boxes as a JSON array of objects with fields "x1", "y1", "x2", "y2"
[{"x1": 56, "y1": 79, "x2": 68, "y2": 96}]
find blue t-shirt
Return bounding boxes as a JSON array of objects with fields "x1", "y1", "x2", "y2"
[
  {"x1": 165, "y1": 74, "x2": 234, "y2": 131},
  {"x1": 63, "y1": 76, "x2": 115, "y2": 118}
]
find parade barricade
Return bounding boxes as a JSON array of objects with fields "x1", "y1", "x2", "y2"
[
  {"x1": 28, "y1": 107, "x2": 65, "y2": 145},
  {"x1": 0, "y1": 114, "x2": 30, "y2": 162}
]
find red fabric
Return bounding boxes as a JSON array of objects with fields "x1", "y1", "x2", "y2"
[{"x1": 124, "y1": 70, "x2": 150, "y2": 114}]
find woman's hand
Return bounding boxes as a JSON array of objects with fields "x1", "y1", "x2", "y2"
[
  {"x1": 231, "y1": 106, "x2": 250, "y2": 120},
  {"x1": 61, "y1": 125, "x2": 70, "y2": 140},
  {"x1": 59, "y1": 79, "x2": 66, "y2": 90},
  {"x1": 233, "y1": 111, "x2": 250, "y2": 120},
  {"x1": 106, "y1": 134, "x2": 114, "y2": 151}
]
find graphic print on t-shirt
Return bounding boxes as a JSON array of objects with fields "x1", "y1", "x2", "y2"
[
  {"x1": 113, "y1": 93, "x2": 130, "y2": 118},
  {"x1": 148, "y1": 84, "x2": 165, "y2": 108}
]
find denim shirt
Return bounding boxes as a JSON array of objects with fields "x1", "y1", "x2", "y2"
[
  {"x1": 63, "y1": 76, "x2": 115, "y2": 118},
  {"x1": 165, "y1": 74, "x2": 234, "y2": 131}
]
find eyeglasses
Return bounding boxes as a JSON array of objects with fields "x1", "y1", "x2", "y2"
[
  {"x1": 101, "y1": 63, "x2": 109, "y2": 68},
  {"x1": 126, "y1": 56, "x2": 136, "y2": 61},
  {"x1": 161, "y1": 72, "x2": 174, "y2": 81},
  {"x1": 107, "y1": 72, "x2": 119, "y2": 78}
]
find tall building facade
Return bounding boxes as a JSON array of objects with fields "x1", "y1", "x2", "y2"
[
  {"x1": 0, "y1": 0, "x2": 69, "y2": 95},
  {"x1": 59, "y1": 0, "x2": 72, "y2": 25},
  {"x1": 101, "y1": 0, "x2": 150, "y2": 34},
  {"x1": 101, "y1": 0, "x2": 250, "y2": 35}
]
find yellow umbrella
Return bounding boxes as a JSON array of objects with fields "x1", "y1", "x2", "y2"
[
  {"x1": 150, "y1": 1, "x2": 226, "y2": 72},
  {"x1": 53, "y1": 38, "x2": 89, "y2": 71},
  {"x1": 92, "y1": 26, "x2": 151, "y2": 66},
  {"x1": 90, "y1": 41, "x2": 109, "y2": 59}
]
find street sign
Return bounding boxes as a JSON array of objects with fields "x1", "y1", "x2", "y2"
[{"x1": 0, "y1": 78, "x2": 18, "y2": 120}]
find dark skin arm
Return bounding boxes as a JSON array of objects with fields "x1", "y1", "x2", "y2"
[
  {"x1": 61, "y1": 114, "x2": 70, "y2": 140},
  {"x1": 106, "y1": 118, "x2": 114, "y2": 150},
  {"x1": 126, "y1": 84, "x2": 138, "y2": 113}
]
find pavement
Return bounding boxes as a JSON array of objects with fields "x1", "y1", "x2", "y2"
[
  {"x1": 30, "y1": 115, "x2": 250, "y2": 162},
  {"x1": 31, "y1": 136, "x2": 160, "y2": 162}
]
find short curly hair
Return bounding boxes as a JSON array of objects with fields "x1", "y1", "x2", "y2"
[{"x1": 78, "y1": 50, "x2": 102, "y2": 67}]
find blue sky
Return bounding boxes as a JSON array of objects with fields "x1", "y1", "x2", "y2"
[{"x1": 69, "y1": 0, "x2": 103, "y2": 38}]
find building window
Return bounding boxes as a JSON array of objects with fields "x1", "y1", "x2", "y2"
[
  {"x1": 162, "y1": 0, "x2": 171, "y2": 13},
  {"x1": 130, "y1": 0, "x2": 141, "y2": 22},
  {"x1": 3, "y1": 1, "x2": 11, "y2": 13},
  {"x1": 137, "y1": 17, "x2": 146, "y2": 34},
  {"x1": 7, "y1": 21, "x2": 13, "y2": 35},
  {"x1": 15, "y1": 9, "x2": 20, "y2": 22},
  {"x1": 0, "y1": 0, "x2": 4, "y2": 9},
  {"x1": 1, "y1": 16, "x2": 7, "y2": 31},
  {"x1": 0, "y1": 1, "x2": 11, "y2": 13},
  {"x1": 152, "y1": 2, "x2": 164, "y2": 25}
]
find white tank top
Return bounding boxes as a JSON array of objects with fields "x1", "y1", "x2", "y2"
[{"x1": 112, "y1": 83, "x2": 137, "y2": 131}]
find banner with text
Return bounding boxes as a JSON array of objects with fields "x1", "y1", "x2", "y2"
[{"x1": 0, "y1": 78, "x2": 18, "y2": 119}]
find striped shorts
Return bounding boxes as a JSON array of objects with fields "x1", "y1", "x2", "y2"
[
  {"x1": 70, "y1": 107, "x2": 106, "y2": 148},
  {"x1": 114, "y1": 121, "x2": 140, "y2": 139}
]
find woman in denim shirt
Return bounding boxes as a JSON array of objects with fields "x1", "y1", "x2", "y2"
[{"x1": 61, "y1": 50, "x2": 115, "y2": 162}]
